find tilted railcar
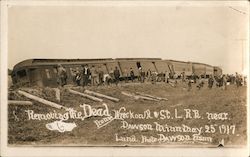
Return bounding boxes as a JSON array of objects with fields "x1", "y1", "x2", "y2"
[
  {"x1": 154, "y1": 60, "x2": 172, "y2": 74},
  {"x1": 192, "y1": 62, "x2": 215, "y2": 78},
  {"x1": 192, "y1": 62, "x2": 206, "y2": 77},
  {"x1": 11, "y1": 58, "x2": 221, "y2": 87},
  {"x1": 167, "y1": 60, "x2": 193, "y2": 76},
  {"x1": 11, "y1": 58, "x2": 171, "y2": 87},
  {"x1": 204, "y1": 64, "x2": 214, "y2": 77},
  {"x1": 11, "y1": 58, "x2": 116, "y2": 87},
  {"x1": 115, "y1": 58, "x2": 162, "y2": 76}
]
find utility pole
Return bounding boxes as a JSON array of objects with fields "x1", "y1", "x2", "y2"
[{"x1": 235, "y1": 38, "x2": 246, "y2": 74}]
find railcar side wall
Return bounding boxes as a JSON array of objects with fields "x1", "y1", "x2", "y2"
[{"x1": 11, "y1": 59, "x2": 221, "y2": 87}]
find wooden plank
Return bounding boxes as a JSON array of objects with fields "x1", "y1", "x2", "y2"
[
  {"x1": 121, "y1": 91, "x2": 158, "y2": 101},
  {"x1": 135, "y1": 92, "x2": 168, "y2": 101},
  {"x1": 8, "y1": 100, "x2": 33, "y2": 105},
  {"x1": 84, "y1": 90, "x2": 119, "y2": 102},
  {"x1": 136, "y1": 95, "x2": 159, "y2": 101},
  {"x1": 17, "y1": 90, "x2": 67, "y2": 110},
  {"x1": 68, "y1": 89, "x2": 103, "y2": 102},
  {"x1": 121, "y1": 91, "x2": 134, "y2": 97}
]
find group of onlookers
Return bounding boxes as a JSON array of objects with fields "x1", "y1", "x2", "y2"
[
  {"x1": 186, "y1": 72, "x2": 246, "y2": 91},
  {"x1": 55, "y1": 64, "x2": 247, "y2": 90},
  {"x1": 56, "y1": 64, "x2": 121, "y2": 87}
]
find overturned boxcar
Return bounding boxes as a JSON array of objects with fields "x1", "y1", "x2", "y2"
[
  {"x1": 11, "y1": 58, "x2": 117, "y2": 87},
  {"x1": 192, "y1": 62, "x2": 214, "y2": 78},
  {"x1": 10, "y1": 58, "x2": 221, "y2": 87},
  {"x1": 116, "y1": 58, "x2": 171, "y2": 76},
  {"x1": 167, "y1": 60, "x2": 193, "y2": 76}
]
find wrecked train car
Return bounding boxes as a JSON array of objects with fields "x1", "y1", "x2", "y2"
[
  {"x1": 116, "y1": 58, "x2": 171, "y2": 76},
  {"x1": 168, "y1": 60, "x2": 193, "y2": 76},
  {"x1": 11, "y1": 59, "x2": 116, "y2": 87},
  {"x1": 11, "y1": 58, "x2": 220, "y2": 87},
  {"x1": 192, "y1": 62, "x2": 214, "y2": 78}
]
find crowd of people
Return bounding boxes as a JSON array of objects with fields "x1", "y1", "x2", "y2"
[
  {"x1": 55, "y1": 64, "x2": 247, "y2": 91},
  {"x1": 186, "y1": 72, "x2": 246, "y2": 91}
]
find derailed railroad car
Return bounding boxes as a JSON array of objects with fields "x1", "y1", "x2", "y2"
[
  {"x1": 168, "y1": 60, "x2": 193, "y2": 77},
  {"x1": 192, "y1": 62, "x2": 214, "y2": 78},
  {"x1": 11, "y1": 59, "x2": 116, "y2": 87},
  {"x1": 116, "y1": 58, "x2": 162, "y2": 76},
  {"x1": 11, "y1": 58, "x2": 221, "y2": 87}
]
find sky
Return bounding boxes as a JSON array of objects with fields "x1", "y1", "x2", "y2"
[{"x1": 7, "y1": 2, "x2": 249, "y2": 74}]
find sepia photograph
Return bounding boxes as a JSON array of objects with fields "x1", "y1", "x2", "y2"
[{"x1": 1, "y1": 0, "x2": 249, "y2": 157}]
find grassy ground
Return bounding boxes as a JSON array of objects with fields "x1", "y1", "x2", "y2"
[{"x1": 8, "y1": 81, "x2": 247, "y2": 147}]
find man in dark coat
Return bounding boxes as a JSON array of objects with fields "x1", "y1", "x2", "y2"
[
  {"x1": 75, "y1": 67, "x2": 81, "y2": 86},
  {"x1": 187, "y1": 78, "x2": 192, "y2": 91},
  {"x1": 57, "y1": 64, "x2": 67, "y2": 87},
  {"x1": 82, "y1": 64, "x2": 90, "y2": 87},
  {"x1": 208, "y1": 75, "x2": 214, "y2": 89},
  {"x1": 98, "y1": 66, "x2": 104, "y2": 85},
  {"x1": 113, "y1": 66, "x2": 120, "y2": 86},
  {"x1": 130, "y1": 68, "x2": 135, "y2": 82}
]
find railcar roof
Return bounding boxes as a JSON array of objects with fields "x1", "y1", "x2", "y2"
[
  {"x1": 192, "y1": 62, "x2": 213, "y2": 67},
  {"x1": 13, "y1": 58, "x2": 114, "y2": 70},
  {"x1": 115, "y1": 58, "x2": 161, "y2": 60},
  {"x1": 13, "y1": 58, "x2": 218, "y2": 72},
  {"x1": 167, "y1": 59, "x2": 192, "y2": 63},
  {"x1": 13, "y1": 58, "x2": 164, "y2": 70}
]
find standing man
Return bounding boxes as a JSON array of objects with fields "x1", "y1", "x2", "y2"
[
  {"x1": 98, "y1": 66, "x2": 104, "y2": 86},
  {"x1": 235, "y1": 72, "x2": 240, "y2": 87},
  {"x1": 146, "y1": 69, "x2": 152, "y2": 82},
  {"x1": 187, "y1": 78, "x2": 192, "y2": 91},
  {"x1": 151, "y1": 71, "x2": 157, "y2": 84},
  {"x1": 208, "y1": 75, "x2": 214, "y2": 89},
  {"x1": 196, "y1": 76, "x2": 204, "y2": 90},
  {"x1": 173, "y1": 72, "x2": 178, "y2": 84},
  {"x1": 165, "y1": 71, "x2": 169, "y2": 83},
  {"x1": 130, "y1": 68, "x2": 135, "y2": 82},
  {"x1": 109, "y1": 68, "x2": 114, "y2": 85},
  {"x1": 56, "y1": 64, "x2": 67, "y2": 87},
  {"x1": 124, "y1": 68, "x2": 129, "y2": 83},
  {"x1": 181, "y1": 72, "x2": 186, "y2": 82},
  {"x1": 222, "y1": 75, "x2": 227, "y2": 90},
  {"x1": 90, "y1": 65, "x2": 98, "y2": 86},
  {"x1": 191, "y1": 73, "x2": 197, "y2": 83},
  {"x1": 141, "y1": 68, "x2": 145, "y2": 83},
  {"x1": 82, "y1": 64, "x2": 90, "y2": 87},
  {"x1": 114, "y1": 66, "x2": 120, "y2": 86},
  {"x1": 138, "y1": 67, "x2": 142, "y2": 82},
  {"x1": 139, "y1": 67, "x2": 146, "y2": 83},
  {"x1": 75, "y1": 67, "x2": 81, "y2": 86}
]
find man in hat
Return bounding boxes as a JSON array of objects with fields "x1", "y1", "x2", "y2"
[
  {"x1": 130, "y1": 68, "x2": 135, "y2": 82},
  {"x1": 57, "y1": 64, "x2": 67, "y2": 87},
  {"x1": 113, "y1": 66, "x2": 120, "y2": 86},
  {"x1": 90, "y1": 65, "x2": 98, "y2": 86},
  {"x1": 82, "y1": 64, "x2": 90, "y2": 86},
  {"x1": 165, "y1": 71, "x2": 170, "y2": 83},
  {"x1": 97, "y1": 66, "x2": 104, "y2": 86},
  {"x1": 187, "y1": 78, "x2": 192, "y2": 91},
  {"x1": 74, "y1": 67, "x2": 81, "y2": 86},
  {"x1": 138, "y1": 67, "x2": 142, "y2": 82},
  {"x1": 208, "y1": 75, "x2": 214, "y2": 89},
  {"x1": 222, "y1": 75, "x2": 228, "y2": 90}
]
